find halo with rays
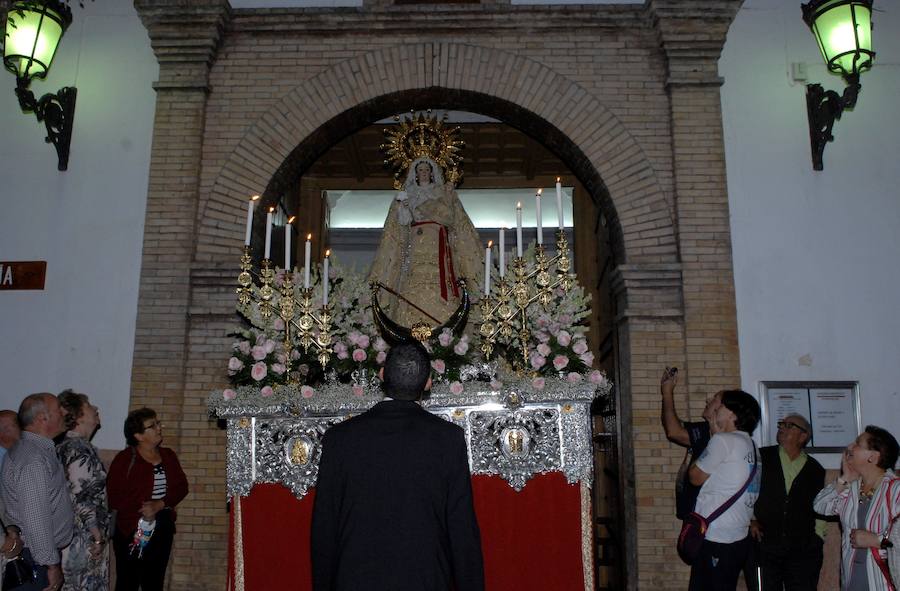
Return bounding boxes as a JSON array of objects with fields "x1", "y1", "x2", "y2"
[{"x1": 381, "y1": 110, "x2": 465, "y2": 190}]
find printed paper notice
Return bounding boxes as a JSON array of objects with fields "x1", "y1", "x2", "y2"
[
  {"x1": 766, "y1": 389, "x2": 811, "y2": 445},
  {"x1": 809, "y1": 388, "x2": 856, "y2": 448}
]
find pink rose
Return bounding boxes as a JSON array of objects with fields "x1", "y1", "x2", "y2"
[
  {"x1": 557, "y1": 330, "x2": 572, "y2": 347},
  {"x1": 273, "y1": 318, "x2": 285, "y2": 331},
  {"x1": 228, "y1": 357, "x2": 244, "y2": 372},
  {"x1": 251, "y1": 346, "x2": 267, "y2": 361},
  {"x1": 536, "y1": 331, "x2": 551, "y2": 343},
  {"x1": 490, "y1": 379, "x2": 503, "y2": 391},
  {"x1": 537, "y1": 343, "x2": 551, "y2": 357},
  {"x1": 567, "y1": 372, "x2": 583, "y2": 383},
  {"x1": 300, "y1": 386, "x2": 314, "y2": 398},
  {"x1": 530, "y1": 353, "x2": 546, "y2": 370},
  {"x1": 290, "y1": 349, "x2": 301, "y2": 360},
  {"x1": 438, "y1": 330, "x2": 453, "y2": 347},
  {"x1": 357, "y1": 334, "x2": 371, "y2": 349},
  {"x1": 222, "y1": 389, "x2": 237, "y2": 400},
  {"x1": 532, "y1": 377, "x2": 546, "y2": 390},
  {"x1": 256, "y1": 334, "x2": 266, "y2": 346},
  {"x1": 352, "y1": 349, "x2": 367, "y2": 363},
  {"x1": 260, "y1": 386, "x2": 274, "y2": 397},
  {"x1": 589, "y1": 370, "x2": 607, "y2": 386},
  {"x1": 374, "y1": 338, "x2": 388, "y2": 352},
  {"x1": 351, "y1": 385, "x2": 365, "y2": 397},
  {"x1": 334, "y1": 341, "x2": 347, "y2": 354},
  {"x1": 337, "y1": 348, "x2": 349, "y2": 360},
  {"x1": 573, "y1": 340, "x2": 588, "y2": 355},
  {"x1": 348, "y1": 331, "x2": 362, "y2": 346},
  {"x1": 552, "y1": 355, "x2": 569, "y2": 371},
  {"x1": 431, "y1": 359, "x2": 446, "y2": 374},
  {"x1": 376, "y1": 351, "x2": 387, "y2": 365},
  {"x1": 264, "y1": 339, "x2": 276, "y2": 354},
  {"x1": 251, "y1": 362, "x2": 267, "y2": 381},
  {"x1": 238, "y1": 341, "x2": 251, "y2": 355},
  {"x1": 537, "y1": 315, "x2": 550, "y2": 328},
  {"x1": 271, "y1": 363, "x2": 286, "y2": 375},
  {"x1": 579, "y1": 351, "x2": 595, "y2": 366},
  {"x1": 453, "y1": 341, "x2": 469, "y2": 356},
  {"x1": 274, "y1": 271, "x2": 285, "y2": 288},
  {"x1": 449, "y1": 381, "x2": 464, "y2": 395}
]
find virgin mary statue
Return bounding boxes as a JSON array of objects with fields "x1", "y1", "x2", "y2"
[{"x1": 368, "y1": 156, "x2": 482, "y2": 329}]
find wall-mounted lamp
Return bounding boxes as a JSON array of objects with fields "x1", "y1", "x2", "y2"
[
  {"x1": 802, "y1": 0, "x2": 874, "y2": 171},
  {"x1": 3, "y1": 0, "x2": 76, "y2": 171}
]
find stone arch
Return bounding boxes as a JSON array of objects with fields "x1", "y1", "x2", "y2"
[{"x1": 201, "y1": 42, "x2": 677, "y2": 267}]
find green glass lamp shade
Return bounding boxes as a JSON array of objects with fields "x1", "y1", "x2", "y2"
[
  {"x1": 803, "y1": 0, "x2": 874, "y2": 78},
  {"x1": 3, "y1": 0, "x2": 72, "y2": 83}
]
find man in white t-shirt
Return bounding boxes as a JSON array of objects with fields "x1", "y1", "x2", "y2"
[{"x1": 688, "y1": 389, "x2": 761, "y2": 591}]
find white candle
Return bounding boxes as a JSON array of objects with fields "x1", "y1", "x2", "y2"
[
  {"x1": 264, "y1": 207, "x2": 274, "y2": 259},
  {"x1": 244, "y1": 195, "x2": 259, "y2": 246},
  {"x1": 323, "y1": 250, "x2": 330, "y2": 306},
  {"x1": 304, "y1": 234, "x2": 312, "y2": 289},
  {"x1": 498, "y1": 227, "x2": 506, "y2": 278},
  {"x1": 535, "y1": 189, "x2": 543, "y2": 245},
  {"x1": 285, "y1": 216, "x2": 295, "y2": 271},
  {"x1": 484, "y1": 240, "x2": 493, "y2": 296},
  {"x1": 556, "y1": 178, "x2": 564, "y2": 229},
  {"x1": 516, "y1": 203, "x2": 523, "y2": 257}
]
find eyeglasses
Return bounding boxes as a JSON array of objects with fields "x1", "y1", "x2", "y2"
[
  {"x1": 142, "y1": 420, "x2": 162, "y2": 431},
  {"x1": 777, "y1": 420, "x2": 808, "y2": 433}
]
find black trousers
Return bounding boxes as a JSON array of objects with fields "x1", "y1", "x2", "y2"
[
  {"x1": 112, "y1": 512, "x2": 175, "y2": 591},
  {"x1": 757, "y1": 536, "x2": 824, "y2": 591},
  {"x1": 689, "y1": 536, "x2": 752, "y2": 591}
]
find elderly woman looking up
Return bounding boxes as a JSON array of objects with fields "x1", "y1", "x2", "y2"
[
  {"x1": 814, "y1": 425, "x2": 900, "y2": 590},
  {"x1": 106, "y1": 409, "x2": 187, "y2": 591},
  {"x1": 56, "y1": 390, "x2": 110, "y2": 591}
]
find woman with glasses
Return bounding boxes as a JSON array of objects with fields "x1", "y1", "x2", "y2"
[
  {"x1": 106, "y1": 408, "x2": 188, "y2": 591},
  {"x1": 814, "y1": 425, "x2": 899, "y2": 590}
]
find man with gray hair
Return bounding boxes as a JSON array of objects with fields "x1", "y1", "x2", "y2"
[
  {"x1": 750, "y1": 413, "x2": 826, "y2": 590},
  {"x1": 0, "y1": 394, "x2": 74, "y2": 591}
]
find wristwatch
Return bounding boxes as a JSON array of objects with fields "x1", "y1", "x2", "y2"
[{"x1": 881, "y1": 536, "x2": 894, "y2": 550}]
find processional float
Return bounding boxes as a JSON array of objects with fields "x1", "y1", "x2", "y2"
[{"x1": 209, "y1": 111, "x2": 612, "y2": 591}]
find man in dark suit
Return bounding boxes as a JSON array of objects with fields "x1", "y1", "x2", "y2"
[
  {"x1": 311, "y1": 342, "x2": 484, "y2": 591},
  {"x1": 750, "y1": 413, "x2": 826, "y2": 591}
]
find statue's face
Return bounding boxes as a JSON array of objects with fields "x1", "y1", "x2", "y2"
[{"x1": 415, "y1": 162, "x2": 432, "y2": 185}]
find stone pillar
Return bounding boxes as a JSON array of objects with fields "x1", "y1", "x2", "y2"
[{"x1": 130, "y1": 2, "x2": 230, "y2": 589}]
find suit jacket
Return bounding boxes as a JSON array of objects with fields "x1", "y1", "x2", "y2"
[{"x1": 311, "y1": 399, "x2": 484, "y2": 591}]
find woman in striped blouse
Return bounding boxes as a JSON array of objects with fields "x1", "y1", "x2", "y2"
[{"x1": 107, "y1": 408, "x2": 188, "y2": 591}]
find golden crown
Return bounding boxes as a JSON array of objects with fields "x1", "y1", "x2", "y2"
[{"x1": 381, "y1": 111, "x2": 465, "y2": 190}]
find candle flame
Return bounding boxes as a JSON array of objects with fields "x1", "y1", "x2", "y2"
[
  {"x1": 268, "y1": 206, "x2": 275, "y2": 213},
  {"x1": 251, "y1": 195, "x2": 260, "y2": 201},
  {"x1": 536, "y1": 188, "x2": 543, "y2": 196},
  {"x1": 287, "y1": 216, "x2": 296, "y2": 224},
  {"x1": 516, "y1": 202, "x2": 522, "y2": 208},
  {"x1": 556, "y1": 177, "x2": 561, "y2": 183},
  {"x1": 307, "y1": 234, "x2": 312, "y2": 240},
  {"x1": 325, "y1": 249, "x2": 331, "y2": 257},
  {"x1": 488, "y1": 240, "x2": 493, "y2": 248}
]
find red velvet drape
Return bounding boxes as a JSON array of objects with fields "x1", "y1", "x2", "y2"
[{"x1": 229, "y1": 473, "x2": 588, "y2": 590}]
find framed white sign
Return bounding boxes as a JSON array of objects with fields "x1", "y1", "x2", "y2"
[{"x1": 759, "y1": 381, "x2": 860, "y2": 452}]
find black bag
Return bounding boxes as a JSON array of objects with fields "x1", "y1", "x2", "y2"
[
  {"x1": 676, "y1": 443, "x2": 758, "y2": 565},
  {"x1": 3, "y1": 554, "x2": 35, "y2": 590}
]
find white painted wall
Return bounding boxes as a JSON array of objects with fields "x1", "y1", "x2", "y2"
[
  {"x1": 720, "y1": 0, "x2": 900, "y2": 466},
  {"x1": 0, "y1": 0, "x2": 158, "y2": 449}
]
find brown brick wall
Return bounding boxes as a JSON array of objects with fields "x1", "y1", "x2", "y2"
[{"x1": 131, "y1": 2, "x2": 744, "y2": 589}]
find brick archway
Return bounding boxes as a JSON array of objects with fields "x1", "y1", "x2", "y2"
[{"x1": 200, "y1": 43, "x2": 677, "y2": 267}]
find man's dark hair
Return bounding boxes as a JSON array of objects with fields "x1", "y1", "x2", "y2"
[
  {"x1": 721, "y1": 390, "x2": 760, "y2": 434},
  {"x1": 58, "y1": 389, "x2": 89, "y2": 432},
  {"x1": 864, "y1": 425, "x2": 899, "y2": 470},
  {"x1": 382, "y1": 343, "x2": 431, "y2": 401},
  {"x1": 124, "y1": 407, "x2": 157, "y2": 447}
]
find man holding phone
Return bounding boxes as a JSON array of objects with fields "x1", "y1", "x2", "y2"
[{"x1": 660, "y1": 367, "x2": 724, "y2": 519}]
